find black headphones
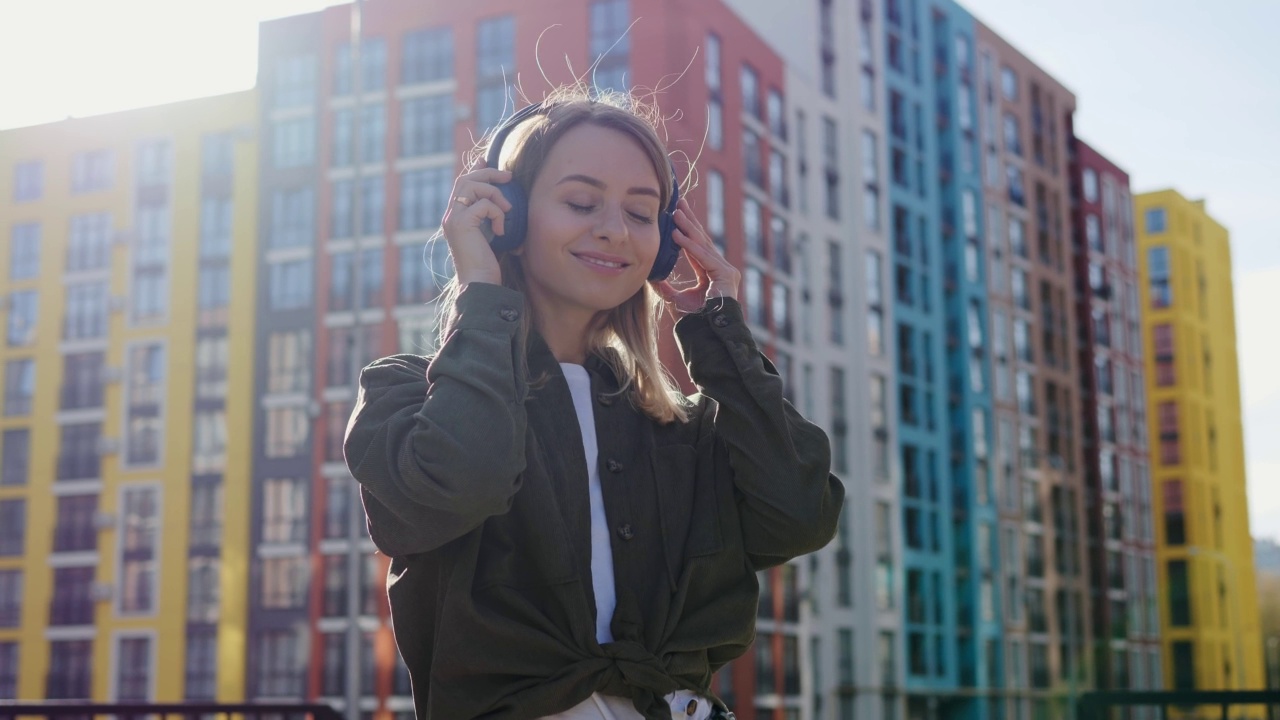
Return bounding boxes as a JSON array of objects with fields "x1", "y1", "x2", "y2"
[{"x1": 483, "y1": 102, "x2": 683, "y2": 281}]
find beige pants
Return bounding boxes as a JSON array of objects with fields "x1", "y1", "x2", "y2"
[{"x1": 539, "y1": 691, "x2": 714, "y2": 720}]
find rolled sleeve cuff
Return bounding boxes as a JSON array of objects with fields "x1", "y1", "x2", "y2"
[{"x1": 453, "y1": 282, "x2": 527, "y2": 333}]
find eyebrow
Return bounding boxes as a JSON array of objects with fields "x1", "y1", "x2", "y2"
[{"x1": 556, "y1": 173, "x2": 660, "y2": 199}]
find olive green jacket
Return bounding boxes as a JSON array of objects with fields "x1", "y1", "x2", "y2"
[{"x1": 344, "y1": 282, "x2": 844, "y2": 720}]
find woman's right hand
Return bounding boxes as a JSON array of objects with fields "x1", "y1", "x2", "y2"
[{"x1": 441, "y1": 168, "x2": 514, "y2": 287}]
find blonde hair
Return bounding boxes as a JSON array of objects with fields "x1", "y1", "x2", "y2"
[{"x1": 432, "y1": 84, "x2": 690, "y2": 424}]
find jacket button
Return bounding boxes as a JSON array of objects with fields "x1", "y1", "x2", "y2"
[
  {"x1": 596, "y1": 392, "x2": 615, "y2": 406},
  {"x1": 606, "y1": 459, "x2": 623, "y2": 473},
  {"x1": 712, "y1": 313, "x2": 730, "y2": 328},
  {"x1": 686, "y1": 699, "x2": 698, "y2": 716},
  {"x1": 498, "y1": 306, "x2": 520, "y2": 322},
  {"x1": 616, "y1": 524, "x2": 634, "y2": 541}
]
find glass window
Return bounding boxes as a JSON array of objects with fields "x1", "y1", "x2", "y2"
[
  {"x1": 400, "y1": 95, "x2": 454, "y2": 157},
  {"x1": 115, "y1": 636, "x2": 152, "y2": 701},
  {"x1": 46, "y1": 639, "x2": 92, "y2": 699},
  {"x1": 402, "y1": 27, "x2": 454, "y2": 85},
  {"x1": 119, "y1": 487, "x2": 159, "y2": 613},
  {"x1": 3, "y1": 360, "x2": 35, "y2": 417},
  {"x1": 0, "y1": 571, "x2": 20, "y2": 628},
  {"x1": 272, "y1": 117, "x2": 316, "y2": 168},
  {"x1": 262, "y1": 477, "x2": 308, "y2": 544},
  {"x1": 270, "y1": 187, "x2": 314, "y2": 249},
  {"x1": 5, "y1": 290, "x2": 37, "y2": 347},
  {"x1": 1000, "y1": 66, "x2": 1018, "y2": 101},
  {"x1": 267, "y1": 331, "x2": 312, "y2": 394},
  {"x1": 1148, "y1": 246, "x2": 1172, "y2": 308},
  {"x1": 1082, "y1": 168, "x2": 1098, "y2": 203},
  {"x1": 268, "y1": 259, "x2": 314, "y2": 311},
  {"x1": 399, "y1": 167, "x2": 451, "y2": 231},
  {"x1": 476, "y1": 16, "x2": 516, "y2": 131},
  {"x1": 13, "y1": 160, "x2": 43, "y2": 201},
  {"x1": 0, "y1": 500, "x2": 24, "y2": 555},
  {"x1": 706, "y1": 171, "x2": 725, "y2": 249},
  {"x1": 740, "y1": 64, "x2": 760, "y2": 118},
  {"x1": 1, "y1": 429, "x2": 29, "y2": 486},
  {"x1": 1145, "y1": 207, "x2": 1167, "y2": 234},
  {"x1": 67, "y1": 212, "x2": 112, "y2": 272},
  {"x1": 589, "y1": 0, "x2": 630, "y2": 92},
  {"x1": 71, "y1": 150, "x2": 113, "y2": 194},
  {"x1": 274, "y1": 54, "x2": 317, "y2": 108},
  {"x1": 9, "y1": 223, "x2": 40, "y2": 280}
]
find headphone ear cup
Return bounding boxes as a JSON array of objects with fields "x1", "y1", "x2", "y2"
[
  {"x1": 648, "y1": 210, "x2": 681, "y2": 281},
  {"x1": 488, "y1": 181, "x2": 528, "y2": 252}
]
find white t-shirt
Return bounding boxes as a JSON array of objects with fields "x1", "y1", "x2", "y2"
[{"x1": 556, "y1": 364, "x2": 712, "y2": 720}]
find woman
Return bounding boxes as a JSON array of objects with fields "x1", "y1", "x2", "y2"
[{"x1": 344, "y1": 86, "x2": 844, "y2": 720}]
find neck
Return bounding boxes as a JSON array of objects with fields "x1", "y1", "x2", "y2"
[{"x1": 531, "y1": 307, "x2": 599, "y2": 365}]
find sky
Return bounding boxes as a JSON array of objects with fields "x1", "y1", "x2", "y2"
[{"x1": 1, "y1": 0, "x2": 1276, "y2": 539}]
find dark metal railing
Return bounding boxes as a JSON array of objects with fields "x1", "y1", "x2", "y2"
[
  {"x1": 1077, "y1": 690, "x2": 1280, "y2": 720},
  {"x1": 0, "y1": 702, "x2": 344, "y2": 720}
]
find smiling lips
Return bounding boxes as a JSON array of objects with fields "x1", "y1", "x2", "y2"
[{"x1": 572, "y1": 251, "x2": 631, "y2": 275}]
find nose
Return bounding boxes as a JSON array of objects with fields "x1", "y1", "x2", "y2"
[{"x1": 593, "y1": 202, "x2": 627, "y2": 243}]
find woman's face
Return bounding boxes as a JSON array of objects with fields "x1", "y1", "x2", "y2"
[{"x1": 516, "y1": 122, "x2": 663, "y2": 322}]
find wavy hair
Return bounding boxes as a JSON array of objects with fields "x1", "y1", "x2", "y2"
[{"x1": 431, "y1": 84, "x2": 690, "y2": 424}]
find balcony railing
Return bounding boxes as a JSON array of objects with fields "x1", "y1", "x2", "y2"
[
  {"x1": 1075, "y1": 690, "x2": 1280, "y2": 720},
  {"x1": 0, "y1": 702, "x2": 345, "y2": 720}
]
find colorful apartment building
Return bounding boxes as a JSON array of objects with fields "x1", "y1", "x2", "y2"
[
  {"x1": 0, "y1": 90, "x2": 258, "y2": 701},
  {"x1": 1134, "y1": 190, "x2": 1264, "y2": 698},
  {"x1": 1068, "y1": 138, "x2": 1162, "y2": 699}
]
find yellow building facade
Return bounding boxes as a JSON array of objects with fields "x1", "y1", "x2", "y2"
[
  {"x1": 1135, "y1": 189, "x2": 1264, "y2": 699},
  {"x1": 0, "y1": 90, "x2": 258, "y2": 701}
]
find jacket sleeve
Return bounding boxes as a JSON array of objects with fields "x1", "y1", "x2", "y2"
[
  {"x1": 344, "y1": 282, "x2": 529, "y2": 557},
  {"x1": 674, "y1": 296, "x2": 845, "y2": 569}
]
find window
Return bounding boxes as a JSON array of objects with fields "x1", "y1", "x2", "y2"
[
  {"x1": 199, "y1": 197, "x2": 232, "y2": 259},
  {"x1": 0, "y1": 571, "x2": 19, "y2": 628},
  {"x1": 130, "y1": 206, "x2": 167, "y2": 265},
  {"x1": 274, "y1": 54, "x2": 316, "y2": 108},
  {"x1": 1154, "y1": 324, "x2": 1175, "y2": 386},
  {"x1": 257, "y1": 629, "x2": 304, "y2": 698},
  {"x1": 741, "y1": 64, "x2": 760, "y2": 118},
  {"x1": 261, "y1": 556, "x2": 309, "y2": 609},
  {"x1": 116, "y1": 636, "x2": 152, "y2": 700},
  {"x1": 822, "y1": 117, "x2": 840, "y2": 220},
  {"x1": 1, "y1": 430, "x2": 29, "y2": 487},
  {"x1": 400, "y1": 166, "x2": 451, "y2": 231},
  {"x1": 332, "y1": 105, "x2": 387, "y2": 166},
  {"x1": 0, "y1": 498, "x2": 23, "y2": 557},
  {"x1": 63, "y1": 281, "x2": 108, "y2": 341},
  {"x1": 743, "y1": 129, "x2": 763, "y2": 186},
  {"x1": 268, "y1": 259, "x2": 313, "y2": 311},
  {"x1": 266, "y1": 406, "x2": 309, "y2": 458},
  {"x1": 1171, "y1": 640, "x2": 1194, "y2": 690},
  {"x1": 263, "y1": 477, "x2": 307, "y2": 544},
  {"x1": 5, "y1": 290, "x2": 37, "y2": 347},
  {"x1": 820, "y1": 0, "x2": 836, "y2": 97},
  {"x1": 1000, "y1": 66, "x2": 1018, "y2": 101},
  {"x1": 866, "y1": 250, "x2": 884, "y2": 356},
  {"x1": 830, "y1": 368, "x2": 848, "y2": 475},
  {"x1": 3, "y1": 359, "x2": 34, "y2": 417},
  {"x1": 1158, "y1": 401, "x2": 1180, "y2": 465},
  {"x1": 1163, "y1": 480, "x2": 1186, "y2": 545},
  {"x1": 184, "y1": 626, "x2": 217, "y2": 700},
  {"x1": 1145, "y1": 207, "x2": 1167, "y2": 234},
  {"x1": 46, "y1": 639, "x2": 92, "y2": 699},
  {"x1": 1168, "y1": 560, "x2": 1191, "y2": 626},
  {"x1": 320, "y1": 631, "x2": 346, "y2": 696},
  {"x1": 589, "y1": 0, "x2": 630, "y2": 92},
  {"x1": 119, "y1": 487, "x2": 159, "y2": 613},
  {"x1": 400, "y1": 95, "x2": 454, "y2": 157},
  {"x1": 743, "y1": 197, "x2": 764, "y2": 256},
  {"x1": 53, "y1": 495, "x2": 97, "y2": 553},
  {"x1": 870, "y1": 371, "x2": 890, "y2": 479},
  {"x1": 272, "y1": 118, "x2": 316, "y2": 168},
  {"x1": 1016, "y1": 370, "x2": 1035, "y2": 416},
  {"x1": 403, "y1": 27, "x2": 454, "y2": 85},
  {"x1": 9, "y1": 223, "x2": 40, "y2": 280},
  {"x1": 56, "y1": 423, "x2": 100, "y2": 481},
  {"x1": 125, "y1": 344, "x2": 165, "y2": 466},
  {"x1": 267, "y1": 330, "x2": 312, "y2": 394},
  {"x1": 61, "y1": 351, "x2": 104, "y2": 410},
  {"x1": 49, "y1": 566, "x2": 93, "y2": 625},
  {"x1": 270, "y1": 187, "x2": 315, "y2": 249},
  {"x1": 769, "y1": 150, "x2": 789, "y2": 207},
  {"x1": 1006, "y1": 164, "x2": 1025, "y2": 206},
  {"x1": 131, "y1": 266, "x2": 167, "y2": 323},
  {"x1": 1003, "y1": 113, "x2": 1022, "y2": 156},
  {"x1": 67, "y1": 212, "x2": 112, "y2": 272},
  {"x1": 827, "y1": 241, "x2": 845, "y2": 344},
  {"x1": 1082, "y1": 168, "x2": 1098, "y2": 203},
  {"x1": 13, "y1": 160, "x2": 42, "y2": 201},
  {"x1": 743, "y1": 267, "x2": 764, "y2": 326},
  {"x1": 1148, "y1": 246, "x2": 1172, "y2": 308},
  {"x1": 192, "y1": 410, "x2": 226, "y2": 475},
  {"x1": 767, "y1": 89, "x2": 786, "y2": 138},
  {"x1": 136, "y1": 139, "x2": 171, "y2": 187},
  {"x1": 476, "y1": 16, "x2": 516, "y2": 131},
  {"x1": 706, "y1": 171, "x2": 725, "y2": 250},
  {"x1": 71, "y1": 150, "x2": 113, "y2": 193}
]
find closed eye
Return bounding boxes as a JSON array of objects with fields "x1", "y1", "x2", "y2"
[
  {"x1": 629, "y1": 212, "x2": 654, "y2": 224},
  {"x1": 568, "y1": 202, "x2": 595, "y2": 213}
]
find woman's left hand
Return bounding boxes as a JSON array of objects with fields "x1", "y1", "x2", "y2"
[{"x1": 653, "y1": 197, "x2": 742, "y2": 315}]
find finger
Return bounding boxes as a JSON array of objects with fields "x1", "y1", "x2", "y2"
[
  {"x1": 653, "y1": 280, "x2": 678, "y2": 303},
  {"x1": 468, "y1": 198, "x2": 506, "y2": 237},
  {"x1": 674, "y1": 208, "x2": 714, "y2": 250},
  {"x1": 456, "y1": 181, "x2": 513, "y2": 212},
  {"x1": 674, "y1": 230, "x2": 711, "y2": 286}
]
